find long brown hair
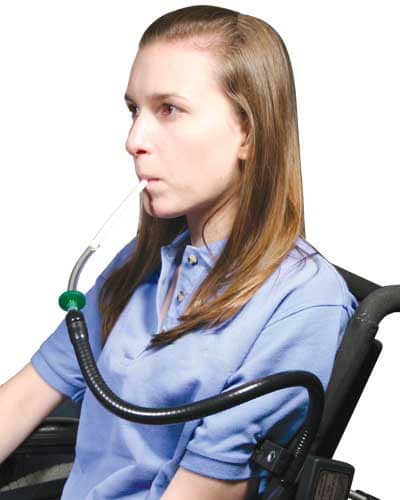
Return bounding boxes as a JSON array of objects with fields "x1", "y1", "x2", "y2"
[{"x1": 98, "y1": 5, "x2": 320, "y2": 351}]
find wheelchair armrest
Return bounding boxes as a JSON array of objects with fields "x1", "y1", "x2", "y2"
[
  {"x1": 14, "y1": 417, "x2": 79, "y2": 454},
  {"x1": 0, "y1": 418, "x2": 78, "y2": 492}
]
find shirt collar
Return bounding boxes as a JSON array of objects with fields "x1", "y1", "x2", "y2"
[{"x1": 161, "y1": 228, "x2": 228, "y2": 269}]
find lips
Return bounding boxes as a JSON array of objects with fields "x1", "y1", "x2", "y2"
[{"x1": 139, "y1": 174, "x2": 160, "y2": 181}]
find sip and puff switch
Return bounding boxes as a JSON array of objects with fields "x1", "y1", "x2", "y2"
[{"x1": 294, "y1": 454, "x2": 354, "y2": 500}]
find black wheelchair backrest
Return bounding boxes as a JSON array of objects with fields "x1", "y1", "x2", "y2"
[{"x1": 310, "y1": 265, "x2": 384, "y2": 458}]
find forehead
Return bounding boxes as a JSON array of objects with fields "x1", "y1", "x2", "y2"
[{"x1": 126, "y1": 42, "x2": 221, "y2": 102}]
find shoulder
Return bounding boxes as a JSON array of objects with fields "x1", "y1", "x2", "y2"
[{"x1": 266, "y1": 237, "x2": 358, "y2": 324}]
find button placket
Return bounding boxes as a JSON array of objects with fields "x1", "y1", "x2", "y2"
[
  {"x1": 175, "y1": 252, "x2": 199, "y2": 305},
  {"x1": 157, "y1": 248, "x2": 200, "y2": 336}
]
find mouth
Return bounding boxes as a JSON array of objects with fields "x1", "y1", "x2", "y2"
[
  {"x1": 139, "y1": 175, "x2": 161, "y2": 182},
  {"x1": 142, "y1": 178, "x2": 162, "y2": 191}
]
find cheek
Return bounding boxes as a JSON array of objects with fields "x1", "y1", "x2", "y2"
[{"x1": 170, "y1": 115, "x2": 239, "y2": 188}]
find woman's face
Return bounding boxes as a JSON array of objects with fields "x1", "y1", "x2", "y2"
[{"x1": 125, "y1": 41, "x2": 248, "y2": 228}]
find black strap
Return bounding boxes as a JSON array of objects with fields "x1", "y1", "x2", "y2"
[{"x1": 251, "y1": 439, "x2": 295, "y2": 477}]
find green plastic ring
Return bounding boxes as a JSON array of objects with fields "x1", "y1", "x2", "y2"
[{"x1": 58, "y1": 290, "x2": 86, "y2": 311}]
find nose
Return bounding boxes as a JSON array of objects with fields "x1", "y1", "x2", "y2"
[
  {"x1": 125, "y1": 118, "x2": 151, "y2": 158},
  {"x1": 126, "y1": 130, "x2": 145, "y2": 158}
]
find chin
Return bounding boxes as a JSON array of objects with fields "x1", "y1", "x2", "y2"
[{"x1": 143, "y1": 201, "x2": 184, "y2": 220}]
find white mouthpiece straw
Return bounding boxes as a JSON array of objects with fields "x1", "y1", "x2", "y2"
[{"x1": 88, "y1": 179, "x2": 148, "y2": 250}]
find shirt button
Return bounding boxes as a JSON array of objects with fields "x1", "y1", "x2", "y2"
[
  {"x1": 177, "y1": 291, "x2": 184, "y2": 302},
  {"x1": 187, "y1": 254, "x2": 198, "y2": 265}
]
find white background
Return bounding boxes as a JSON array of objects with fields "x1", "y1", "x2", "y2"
[{"x1": 0, "y1": 1, "x2": 399, "y2": 497}]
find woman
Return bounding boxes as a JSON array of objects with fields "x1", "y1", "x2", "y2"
[{"x1": 7, "y1": 5, "x2": 358, "y2": 499}]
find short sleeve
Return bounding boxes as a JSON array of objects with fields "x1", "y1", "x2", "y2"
[
  {"x1": 30, "y1": 236, "x2": 137, "y2": 404},
  {"x1": 180, "y1": 304, "x2": 351, "y2": 481}
]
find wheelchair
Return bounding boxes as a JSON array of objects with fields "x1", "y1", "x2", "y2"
[{"x1": 0, "y1": 263, "x2": 397, "y2": 500}]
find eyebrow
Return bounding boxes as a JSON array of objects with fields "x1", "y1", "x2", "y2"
[{"x1": 124, "y1": 92, "x2": 189, "y2": 104}]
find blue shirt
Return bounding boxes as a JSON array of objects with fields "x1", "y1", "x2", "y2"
[{"x1": 30, "y1": 228, "x2": 358, "y2": 499}]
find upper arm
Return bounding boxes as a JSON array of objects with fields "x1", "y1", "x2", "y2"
[
  {"x1": 0, "y1": 361, "x2": 67, "y2": 463},
  {"x1": 161, "y1": 466, "x2": 259, "y2": 500},
  {"x1": 15, "y1": 362, "x2": 67, "y2": 420}
]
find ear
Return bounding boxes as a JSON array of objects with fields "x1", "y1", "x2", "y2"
[
  {"x1": 238, "y1": 118, "x2": 250, "y2": 160},
  {"x1": 238, "y1": 143, "x2": 249, "y2": 160},
  {"x1": 238, "y1": 136, "x2": 249, "y2": 160}
]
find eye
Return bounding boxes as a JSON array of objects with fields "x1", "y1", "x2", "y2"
[
  {"x1": 160, "y1": 103, "x2": 179, "y2": 117},
  {"x1": 128, "y1": 102, "x2": 180, "y2": 120}
]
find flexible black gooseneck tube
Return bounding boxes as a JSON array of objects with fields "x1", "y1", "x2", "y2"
[
  {"x1": 58, "y1": 182, "x2": 325, "y2": 495},
  {"x1": 65, "y1": 308, "x2": 325, "y2": 488}
]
